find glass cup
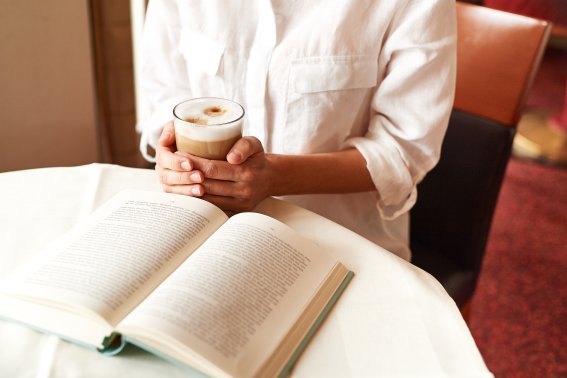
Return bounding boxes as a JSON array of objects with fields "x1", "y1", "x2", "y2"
[{"x1": 173, "y1": 97, "x2": 245, "y2": 160}]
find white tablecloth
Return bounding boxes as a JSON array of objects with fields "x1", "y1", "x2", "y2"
[{"x1": 0, "y1": 164, "x2": 492, "y2": 377}]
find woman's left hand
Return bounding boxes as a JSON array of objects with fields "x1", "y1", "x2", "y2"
[{"x1": 178, "y1": 136, "x2": 275, "y2": 213}]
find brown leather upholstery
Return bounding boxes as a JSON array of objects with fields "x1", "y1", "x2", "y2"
[
  {"x1": 410, "y1": 3, "x2": 551, "y2": 311},
  {"x1": 454, "y1": 3, "x2": 551, "y2": 126}
]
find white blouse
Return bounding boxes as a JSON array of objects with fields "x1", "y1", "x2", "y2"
[{"x1": 138, "y1": 0, "x2": 457, "y2": 260}]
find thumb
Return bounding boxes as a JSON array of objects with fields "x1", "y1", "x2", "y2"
[
  {"x1": 158, "y1": 121, "x2": 176, "y2": 147},
  {"x1": 227, "y1": 136, "x2": 263, "y2": 164}
]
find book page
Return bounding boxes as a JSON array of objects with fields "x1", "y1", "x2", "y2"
[
  {"x1": 0, "y1": 190, "x2": 227, "y2": 326},
  {"x1": 117, "y1": 212, "x2": 344, "y2": 378}
]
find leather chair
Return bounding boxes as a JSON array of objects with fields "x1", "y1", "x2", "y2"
[{"x1": 410, "y1": 2, "x2": 551, "y2": 312}]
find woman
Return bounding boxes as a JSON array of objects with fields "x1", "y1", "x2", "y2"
[{"x1": 138, "y1": 0, "x2": 457, "y2": 261}]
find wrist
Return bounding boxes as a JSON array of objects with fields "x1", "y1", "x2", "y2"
[{"x1": 265, "y1": 153, "x2": 289, "y2": 197}]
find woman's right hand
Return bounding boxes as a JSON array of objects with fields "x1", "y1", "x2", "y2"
[{"x1": 154, "y1": 121, "x2": 205, "y2": 197}]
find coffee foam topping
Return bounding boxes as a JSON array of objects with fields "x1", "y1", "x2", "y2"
[
  {"x1": 177, "y1": 98, "x2": 242, "y2": 125},
  {"x1": 174, "y1": 98, "x2": 244, "y2": 142}
]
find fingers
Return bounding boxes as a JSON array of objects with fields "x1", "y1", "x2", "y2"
[
  {"x1": 156, "y1": 166, "x2": 203, "y2": 185},
  {"x1": 200, "y1": 177, "x2": 251, "y2": 199},
  {"x1": 191, "y1": 158, "x2": 243, "y2": 181},
  {"x1": 158, "y1": 121, "x2": 176, "y2": 148},
  {"x1": 155, "y1": 124, "x2": 202, "y2": 188},
  {"x1": 155, "y1": 122, "x2": 206, "y2": 197},
  {"x1": 156, "y1": 122, "x2": 193, "y2": 171},
  {"x1": 227, "y1": 136, "x2": 263, "y2": 165},
  {"x1": 161, "y1": 182, "x2": 205, "y2": 197},
  {"x1": 155, "y1": 123, "x2": 195, "y2": 172},
  {"x1": 156, "y1": 162, "x2": 205, "y2": 196}
]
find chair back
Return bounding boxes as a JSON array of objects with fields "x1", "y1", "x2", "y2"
[
  {"x1": 410, "y1": 2, "x2": 551, "y2": 308},
  {"x1": 454, "y1": 2, "x2": 551, "y2": 126}
]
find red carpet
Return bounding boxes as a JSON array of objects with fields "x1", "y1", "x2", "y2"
[{"x1": 468, "y1": 158, "x2": 567, "y2": 377}]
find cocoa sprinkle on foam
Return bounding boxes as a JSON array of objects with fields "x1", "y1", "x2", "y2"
[
  {"x1": 204, "y1": 106, "x2": 227, "y2": 117},
  {"x1": 184, "y1": 117, "x2": 208, "y2": 125}
]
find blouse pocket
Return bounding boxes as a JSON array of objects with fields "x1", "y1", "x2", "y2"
[
  {"x1": 179, "y1": 29, "x2": 225, "y2": 80},
  {"x1": 291, "y1": 56, "x2": 378, "y2": 94},
  {"x1": 284, "y1": 56, "x2": 378, "y2": 153}
]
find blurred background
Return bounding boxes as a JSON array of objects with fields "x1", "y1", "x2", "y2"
[
  {"x1": 0, "y1": 0, "x2": 146, "y2": 172},
  {"x1": 0, "y1": 0, "x2": 565, "y2": 376}
]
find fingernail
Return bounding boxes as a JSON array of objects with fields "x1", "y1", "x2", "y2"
[
  {"x1": 191, "y1": 186, "x2": 202, "y2": 196},
  {"x1": 181, "y1": 160, "x2": 190, "y2": 170},
  {"x1": 190, "y1": 172, "x2": 201, "y2": 182},
  {"x1": 228, "y1": 150, "x2": 242, "y2": 163}
]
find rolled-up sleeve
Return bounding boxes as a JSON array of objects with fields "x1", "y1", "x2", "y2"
[{"x1": 344, "y1": 0, "x2": 456, "y2": 219}]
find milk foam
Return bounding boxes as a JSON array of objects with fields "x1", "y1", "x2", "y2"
[{"x1": 174, "y1": 98, "x2": 244, "y2": 142}]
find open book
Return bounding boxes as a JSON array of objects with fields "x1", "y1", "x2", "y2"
[{"x1": 0, "y1": 190, "x2": 353, "y2": 378}]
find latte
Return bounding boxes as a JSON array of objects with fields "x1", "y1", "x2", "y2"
[{"x1": 173, "y1": 98, "x2": 245, "y2": 160}]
